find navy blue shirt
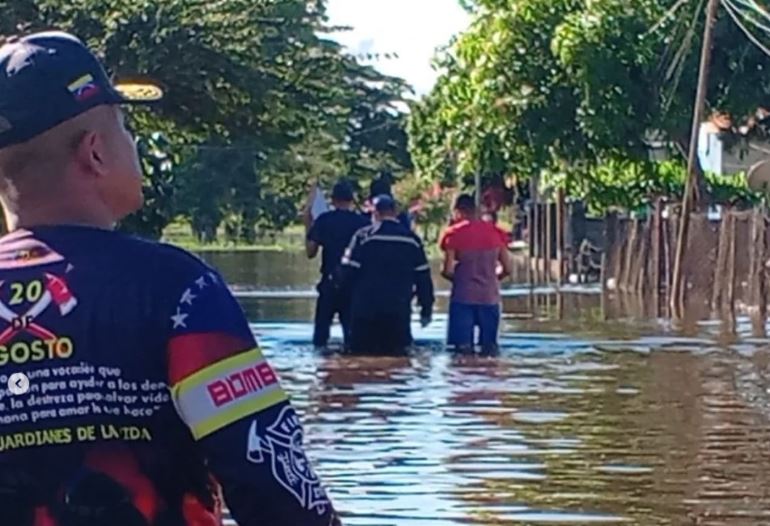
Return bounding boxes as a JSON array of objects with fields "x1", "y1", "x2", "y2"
[
  {"x1": 0, "y1": 226, "x2": 339, "y2": 526},
  {"x1": 342, "y1": 219, "x2": 434, "y2": 318},
  {"x1": 307, "y1": 209, "x2": 367, "y2": 278}
]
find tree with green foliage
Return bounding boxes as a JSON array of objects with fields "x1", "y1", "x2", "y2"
[
  {"x1": 409, "y1": 0, "x2": 770, "y2": 213},
  {"x1": 119, "y1": 132, "x2": 177, "y2": 239},
  {"x1": 0, "y1": 0, "x2": 413, "y2": 240}
]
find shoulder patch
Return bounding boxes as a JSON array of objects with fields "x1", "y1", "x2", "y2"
[{"x1": 0, "y1": 232, "x2": 64, "y2": 268}]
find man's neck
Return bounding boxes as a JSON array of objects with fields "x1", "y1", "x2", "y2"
[{"x1": 3, "y1": 199, "x2": 115, "y2": 232}]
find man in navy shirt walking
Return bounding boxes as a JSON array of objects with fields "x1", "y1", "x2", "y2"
[
  {"x1": 0, "y1": 31, "x2": 341, "y2": 526},
  {"x1": 343, "y1": 195, "x2": 434, "y2": 354},
  {"x1": 305, "y1": 180, "x2": 367, "y2": 349}
]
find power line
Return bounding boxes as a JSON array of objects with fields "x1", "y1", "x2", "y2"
[
  {"x1": 723, "y1": 0, "x2": 770, "y2": 58},
  {"x1": 646, "y1": 0, "x2": 692, "y2": 36},
  {"x1": 664, "y1": 1, "x2": 701, "y2": 82},
  {"x1": 729, "y1": 0, "x2": 770, "y2": 37},
  {"x1": 661, "y1": 0, "x2": 705, "y2": 116},
  {"x1": 733, "y1": 0, "x2": 770, "y2": 26},
  {"x1": 657, "y1": 0, "x2": 700, "y2": 80}
]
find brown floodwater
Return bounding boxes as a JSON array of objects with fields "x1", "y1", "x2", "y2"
[{"x1": 200, "y1": 250, "x2": 770, "y2": 526}]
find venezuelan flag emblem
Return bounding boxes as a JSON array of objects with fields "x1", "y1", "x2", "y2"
[{"x1": 67, "y1": 73, "x2": 100, "y2": 101}]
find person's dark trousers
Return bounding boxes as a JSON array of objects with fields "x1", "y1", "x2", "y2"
[
  {"x1": 349, "y1": 312, "x2": 412, "y2": 354},
  {"x1": 313, "y1": 277, "x2": 352, "y2": 347}
]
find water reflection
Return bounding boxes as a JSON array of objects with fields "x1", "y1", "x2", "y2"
[
  {"x1": 247, "y1": 313, "x2": 770, "y2": 525},
  {"x1": 199, "y1": 250, "x2": 534, "y2": 293},
  {"x1": 209, "y1": 251, "x2": 770, "y2": 525}
]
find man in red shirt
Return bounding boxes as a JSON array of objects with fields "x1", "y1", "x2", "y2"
[{"x1": 440, "y1": 194, "x2": 512, "y2": 352}]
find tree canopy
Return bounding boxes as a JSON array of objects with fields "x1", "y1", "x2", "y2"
[
  {"x1": 0, "y1": 0, "x2": 413, "y2": 239},
  {"x1": 409, "y1": 0, "x2": 770, "y2": 213}
]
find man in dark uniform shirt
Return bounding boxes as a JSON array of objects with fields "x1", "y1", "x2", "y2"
[
  {"x1": 0, "y1": 31, "x2": 341, "y2": 526},
  {"x1": 342, "y1": 195, "x2": 434, "y2": 354},
  {"x1": 305, "y1": 180, "x2": 367, "y2": 348}
]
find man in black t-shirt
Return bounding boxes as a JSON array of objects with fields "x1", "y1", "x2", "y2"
[
  {"x1": 342, "y1": 195, "x2": 434, "y2": 354},
  {"x1": 305, "y1": 180, "x2": 367, "y2": 348}
]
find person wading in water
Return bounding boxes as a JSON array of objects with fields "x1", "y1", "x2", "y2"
[
  {"x1": 305, "y1": 179, "x2": 367, "y2": 349},
  {"x1": 343, "y1": 195, "x2": 434, "y2": 354}
]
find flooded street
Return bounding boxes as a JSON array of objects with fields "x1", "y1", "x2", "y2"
[{"x1": 203, "y1": 251, "x2": 770, "y2": 526}]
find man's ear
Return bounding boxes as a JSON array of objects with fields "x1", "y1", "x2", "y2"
[{"x1": 74, "y1": 130, "x2": 107, "y2": 178}]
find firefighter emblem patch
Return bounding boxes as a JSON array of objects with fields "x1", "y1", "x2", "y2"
[{"x1": 247, "y1": 406, "x2": 330, "y2": 514}]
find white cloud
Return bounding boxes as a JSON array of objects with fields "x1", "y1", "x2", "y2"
[{"x1": 325, "y1": 0, "x2": 470, "y2": 97}]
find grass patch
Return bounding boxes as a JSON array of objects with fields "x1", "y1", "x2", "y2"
[{"x1": 161, "y1": 220, "x2": 305, "y2": 252}]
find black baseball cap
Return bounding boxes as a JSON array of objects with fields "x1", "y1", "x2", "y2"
[
  {"x1": 373, "y1": 194, "x2": 396, "y2": 213},
  {"x1": 369, "y1": 177, "x2": 392, "y2": 199},
  {"x1": 331, "y1": 180, "x2": 354, "y2": 201},
  {"x1": 454, "y1": 194, "x2": 476, "y2": 211},
  {"x1": 0, "y1": 30, "x2": 163, "y2": 149}
]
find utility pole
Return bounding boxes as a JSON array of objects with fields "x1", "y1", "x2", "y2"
[{"x1": 670, "y1": 0, "x2": 720, "y2": 319}]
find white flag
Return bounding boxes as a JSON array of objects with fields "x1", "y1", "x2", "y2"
[{"x1": 310, "y1": 184, "x2": 329, "y2": 220}]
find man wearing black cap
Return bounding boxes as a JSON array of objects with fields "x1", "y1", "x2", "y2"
[
  {"x1": 364, "y1": 173, "x2": 411, "y2": 230},
  {"x1": 305, "y1": 179, "x2": 367, "y2": 348},
  {"x1": 0, "y1": 31, "x2": 341, "y2": 526},
  {"x1": 342, "y1": 195, "x2": 434, "y2": 354}
]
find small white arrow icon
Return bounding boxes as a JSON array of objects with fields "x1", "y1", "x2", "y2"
[{"x1": 8, "y1": 372, "x2": 29, "y2": 395}]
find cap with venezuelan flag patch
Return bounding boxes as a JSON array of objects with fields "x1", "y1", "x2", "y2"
[{"x1": 0, "y1": 30, "x2": 163, "y2": 149}]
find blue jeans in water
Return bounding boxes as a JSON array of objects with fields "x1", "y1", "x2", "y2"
[{"x1": 447, "y1": 302, "x2": 501, "y2": 350}]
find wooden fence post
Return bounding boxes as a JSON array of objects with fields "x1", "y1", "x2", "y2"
[
  {"x1": 652, "y1": 200, "x2": 662, "y2": 314},
  {"x1": 605, "y1": 212, "x2": 619, "y2": 288},
  {"x1": 711, "y1": 208, "x2": 729, "y2": 315},
  {"x1": 527, "y1": 202, "x2": 534, "y2": 287},
  {"x1": 600, "y1": 251, "x2": 608, "y2": 319},
  {"x1": 635, "y1": 215, "x2": 652, "y2": 294},
  {"x1": 724, "y1": 212, "x2": 737, "y2": 332},
  {"x1": 545, "y1": 201, "x2": 552, "y2": 286},
  {"x1": 620, "y1": 218, "x2": 639, "y2": 292},
  {"x1": 664, "y1": 208, "x2": 680, "y2": 318},
  {"x1": 532, "y1": 200, "x2": 540, "y2": 285},
  {"x1": 537, "y1": 203, "x2": 545, "y2": 285},
  {"x1": 556, "y1": 190, "x2": 565, "y2": 285},
  {"x1": 750, "y1": 209, "x2": 767, "y2": 336}
]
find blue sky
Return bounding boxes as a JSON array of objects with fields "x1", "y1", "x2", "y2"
[{"x1": 325, "y1": 0, "x2": 470, "y2": 97}]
